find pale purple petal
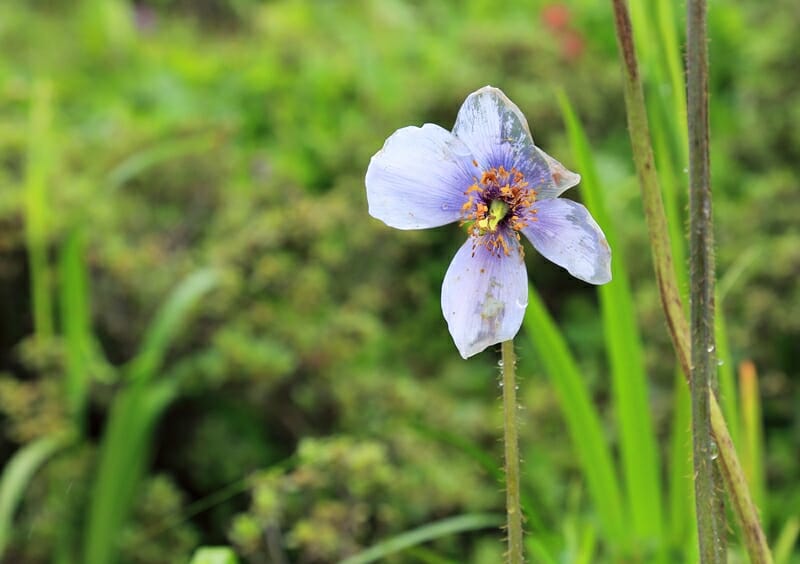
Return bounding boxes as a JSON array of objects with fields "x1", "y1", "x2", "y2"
[
  {"x1": 537, "y1": 148, "x2": 581, "y2": 200},
  {"x1": 441, "y1": 234, "x2": 529, "y2": 358},
  {"x1": 452, "y1": 86, "x2": 553, "y2": 192},
  {"x1": 521, "y1": 199, "x2": 611, "y2": 284},
  {"x1": 366, "y1": 124, "x2": 475, "y2": 230}
]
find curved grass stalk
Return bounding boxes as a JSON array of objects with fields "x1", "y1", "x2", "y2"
[
  {"x1": 340, "y1": 513, "x2": 504, "y2": 564},
  {"x1": 0, "y1": 433, "x2": 75, "y2": 557}
]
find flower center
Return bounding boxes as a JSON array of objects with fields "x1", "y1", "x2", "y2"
[{"x1": 460, "y1": 165, "x2": 537, "y2": 256}]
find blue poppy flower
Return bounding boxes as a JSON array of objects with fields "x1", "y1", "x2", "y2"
[{"x1": 366, "y1": 86, "x2": 611, "y2": 358}]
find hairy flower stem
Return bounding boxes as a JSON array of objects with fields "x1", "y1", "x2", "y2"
[
  {"x1": 501, "y1": 340, "x2": 524, "y2": 564},
  {"x1": 610, "y1": 0, "x2": 772, "y2": 562},
  {"x1": 687, "y1": 0, "x2": 725, "y2": 560}
]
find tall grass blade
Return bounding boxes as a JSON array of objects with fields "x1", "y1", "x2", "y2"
[
  {"x1": 523, "y1": 286, "x2": 627, "y2": 548},
  {"x1": 24, "y1": 79, "x2": 55, "y2": 338},
  {"x1": 411, "y1": 423, "x2": 542, "y2": 530},
  {"x1": 715, "y1": 308, "x2": 739, "y2": 447},
  {"x1": 84, "y1": 379, "x2": 178, "y2": 564},
  {"x1": 650, "y1": 115, "x2": 688, "y2": 290},
  {"x1": 105, "y1": 132, "x2": 220, "y2": 192},
  {"x1": 557, "y1": 91, "x2": 663, "y2": 547},
  {"x1": 0, "y1": 433, "x2": 74, "y2": 557},
  {"x1": 58, "y1": 227, "x2": 93, "y2": 426},
  {"x1": 655, "y1": 0, "x2": 689, "y2": 143},
  {"x1": 739, "y1": 360, "x2": 766, "y2": 519},
  {"x1": 773, "y1": 517, "x2": 799, "y2": 564},
  {"x1": 716, "y1": 246, "x2": 760, "y2": 448},
  {"x1": 127, "y1": 269, "x2": 218, "y2": 384},
  {"x1": 189, "y1": 547, "x2": 241, "y2": 564},
  {"x1": 576, "y1": 523, "x2": 598, "y2": 564},
  {"x1": 527, "y1": 538, "x2": 559, "y2": 564},
  {"x1": 84, "y1": 269, "x2": 218, "y2": 564},
  {"x1": 404, "y1": 546, "x2": 459, "y2": 564},
  {"x1": 633, "y1": 0, "x2": 690, "y2": 295},
  {"x1": 339, "y1": 513, "x2": 503, "y2": 564},
  {"x1": 668, "y1": 370, "x2": 698, "y2": 562}
]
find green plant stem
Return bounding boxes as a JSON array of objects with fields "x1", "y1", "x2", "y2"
[
  {"x1": 609, "y1": 0, "x2": 772, "y2": 562},
  {"x1": 501, "y1": 340, "x2": 523, "y2": 564},
  {"x1": 686, "y1": 0, "x2": 724, "y2": 559}
]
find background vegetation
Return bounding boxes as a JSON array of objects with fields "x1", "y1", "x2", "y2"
[{"x1": 0, "y1": 0, "x2": 797, "y2": 562}]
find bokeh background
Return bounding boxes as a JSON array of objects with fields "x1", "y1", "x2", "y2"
[{"x1": 0, "y1": 0, "x2": 797, "y2": 562}]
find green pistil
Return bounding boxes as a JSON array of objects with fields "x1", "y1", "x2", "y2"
[
  {"x1": 489, "y1": 199, "x2": 510, "y2": 229},
  {"x1": 476, "y1": 199, "x2": 509, "y2": 232}
]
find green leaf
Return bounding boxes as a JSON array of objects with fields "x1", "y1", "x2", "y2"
[
  {"x1": 739, "y1": 361, "x2": 766, "y2": 521},
  {"x1": 527, "y1": 538, "x2": 559, "y2": 564},
  {"x1": 523, "y1": 286, "x2": 627, "y2": 548},
  {"x1": 0, "y1": 433, "x2": 74, "y2": 557},
  {"x1": 410, "y1": 422, "x2": 543, "y2": 531},
  {"x1": 84, "y1": 269, "x2": 218, "y2": 564},
  {"x1": 105, "y1": 132, "x2": 220, "y2": 192},
  {"x1": 58, "y1": 227, "x2": 95, "y2": 425},
  {"x1": 127, "y1": 268, "x2": 219, "y2": 384},
  {"x1": 667, "y1": 369, "x2": 697, "y2": 561},
  {"x1": 83, "y1": 380, "x2": 178, "y2": 564},
  {"x1": 558, "y1": 91, "x2": 664, "y2": 547},
  {"x1": 715, "y1": 307, "x2": 740, "y2": 447},
  {"x1": 773, "y1": 517, "x2": 799, "y2": 564},
  {"x1": 339, "y1": 514, "x2": 503, "y2": 564}
]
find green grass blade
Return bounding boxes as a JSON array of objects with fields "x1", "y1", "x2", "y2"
[
  {"x1": 58, "y1": 227, "x2": 93, "y2": 425},
  {"x1": 558, "y1": 91, "x2": 663, "y2": 546},
  {"x1": 189, "y1": 547, "x2": 241, "y2": 564},
  {"x1": 523, "y1": 286, "x2": 627, "y2": 548},
  {"x1": 127, "y1": 269, "x2": 218, "y2": 384},
  {"x1": 105, "y1": 132, "x2": 220, "y2": 192},
  {"x1": 655, "y1": 0, "x2": 689, "y2": 162},
  {"x1": 739, "y1": 361, "x2": 766, "y2": 520},
  {"x1": 85, "y1": 269, "x2": 217, "y2": 563},
  {"x1": 410, "y1": 422, "x2": 543, "y2": 531},
  {"x1": 575, "y1": 523, "x2": 598, "y2": 564},
  {"x1": 667, "y1": 369, "x2": 697, "y2": 561},
  {"x1": 773, "y1": 517, "x2": 799, "y2": 564},
  {"x1": 24, "y1": 79, "x2": 55, "y2": 338},
  {"x1": 339, "y1": 513, "x2": 503, "y2": 564},
  {"x1": 527, "y1": 538, "x2": 559, "y2": 564},
  {"x1": 0, "y1": 433, "x2": 74, "y2": 557},
  {"x1": 404, "y1": 546, "x2": 459, "y2": 564},
  {"x1": 83, "y1": 379, "x2": 179, "y2": 564},
  {"x1": 715, "y1": 245, "x2": 760, "y2": 450},
  {"x1": 715, "y1": 307, "x2": 739, "y2": 447},
  {"x1": 633, "y1": 0, "x2": 690, "y2": 296},
  {"x1": 650, "y1": 113, "x2": 688, "y2": 291}
]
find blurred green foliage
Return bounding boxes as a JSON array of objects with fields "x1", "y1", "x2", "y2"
[{"x1": 0, "y1": 0, "x2": 797, "y2": 562}]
